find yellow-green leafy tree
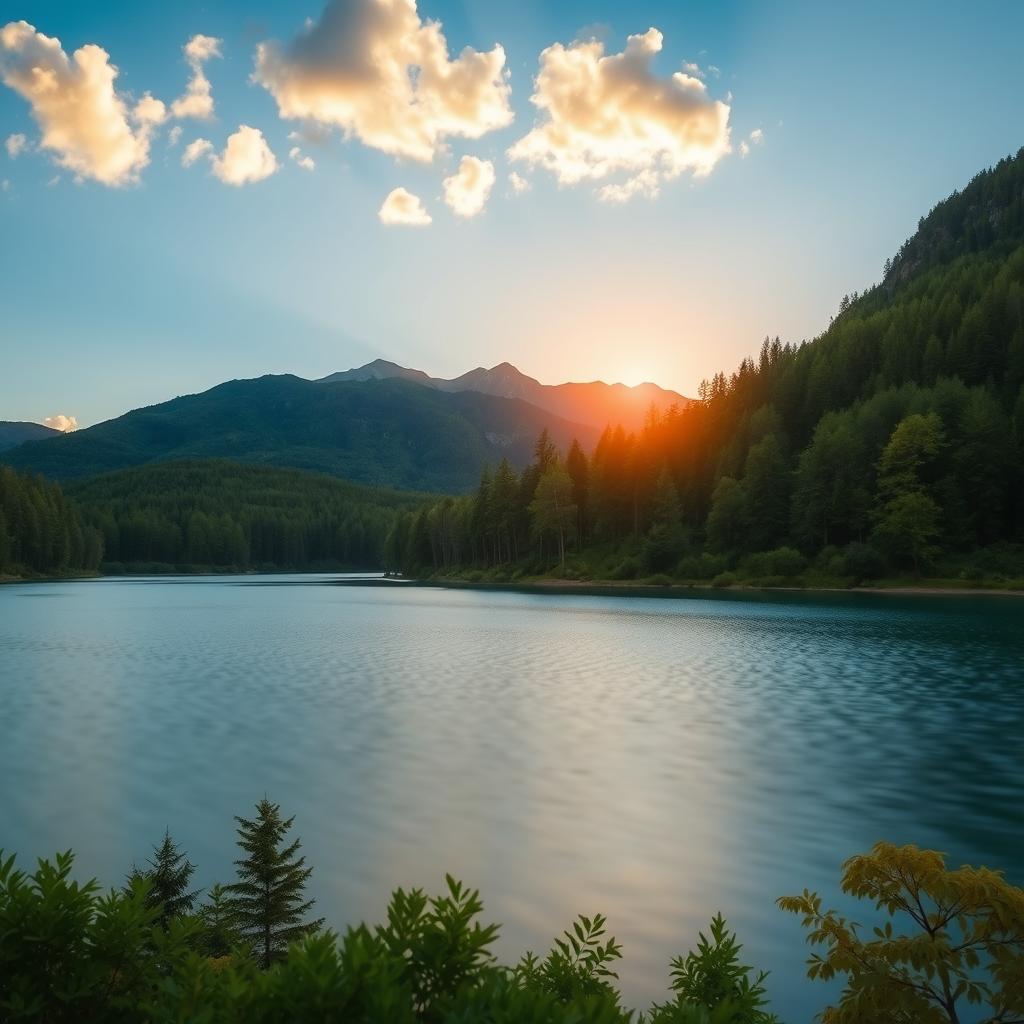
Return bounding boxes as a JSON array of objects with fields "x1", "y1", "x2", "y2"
[{"x1": 779, "y1": 842, "x2": 1024, "y2": 1022}]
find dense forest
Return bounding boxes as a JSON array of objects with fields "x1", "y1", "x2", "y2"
[
  {"x1": 3, "y1": 818, "x2": 1022, "y2": 1022},
  {"x1": 0, "y1": 465, "x2": 103, "y2": 577},
  {"x1": 68, "y1": 460, "x2": 425, "y2": 572},
  {"x1": 387, "y1": 149, "x2": 1024, "y2": 587}
]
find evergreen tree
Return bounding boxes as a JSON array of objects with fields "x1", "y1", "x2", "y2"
[
  {"x1": 529, "y1": 464, "x2": 577, "y2": 569},
  {"x1": 197, "y1": 882, "x2": 243, "y2": 958},
  {"x1": 226, "y1": 798, "x2": 322, "y2": 967},
  {"x1": 125, "y1": 830, "x2": 200, "y2": 928},
  {"x1": 565, "y1": 439, "x2": 590, "y2": 544}
]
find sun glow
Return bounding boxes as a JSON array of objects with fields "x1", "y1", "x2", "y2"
[{"x1": 618, "y1": 368, "x2": 651, "y2": 388}]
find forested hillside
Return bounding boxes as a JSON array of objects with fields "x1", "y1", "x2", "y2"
[
  {"x1": 0, "y1": 465, "x2": 103, "y2": 577},
  {"x1": 388, "y1": 148, "x2": 1024, "y2": 586},
  {"x1": 1, "y1": 376, "x2": 599, "y2": 492},
  {"x1": 0, "y1": 421, "x2": 60, "y2": 452},
  {"x1": 69, "y1": 461, "x2": 424, "y2": 572}
]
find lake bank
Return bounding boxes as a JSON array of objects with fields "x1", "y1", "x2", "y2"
[{"x1": 405, "y1": 573, "x2": 1024, "y2": 599}]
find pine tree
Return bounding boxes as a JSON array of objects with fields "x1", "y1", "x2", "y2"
[
  {"x1": 125, "y1": 830, "x2": 200, "y2": 928},
  {"x1": 196, "y1": 883, "x2": 242, "y2": 958},
  {"x1": 226, "y1": 798, "x2": 322, "y2": 967}
]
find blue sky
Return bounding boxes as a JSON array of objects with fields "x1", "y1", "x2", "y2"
[{"x1": 2, "y1": 0, "x2": 1023, "y2": 428}]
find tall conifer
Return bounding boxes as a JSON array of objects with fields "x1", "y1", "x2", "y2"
[{"x1": 226, "y1": 798, "x2": 322, "y2": 967}]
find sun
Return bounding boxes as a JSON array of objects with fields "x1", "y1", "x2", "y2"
[{"x1": 618, "y1": 367, "x2": 651, "y2": 388}]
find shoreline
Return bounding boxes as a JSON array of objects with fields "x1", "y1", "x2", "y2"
[
  {"x1": 406, "y1": 576, "x2": 1024, "y2": 599},
  {"x1": 3, "y1": 571, "x2": 1023, "y2": 599}
]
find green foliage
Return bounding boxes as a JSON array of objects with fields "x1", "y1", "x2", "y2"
[
  {"x1": 6, "y1": 828, "x2": 1024, "y2": 1022},
  {"x1": 841, "y1": 542, "x2": 886, "y2": 583},
  {"x1": 530, "y1": 463, "x2": 578, "y2": 567},
  {"x1": 69, "y1": 460, "x2": 422, "y2": 571},
  {"x1": 779, "y1": 841, "x2": 1024, "y2": 1023},
  {"x1": 226, "y1": 798, "x2": 323, "y2": 968},
  {"x1": 0, "y1": 841, "x2": 781, "y2": 1023},
  {"x1": 740, "y1": 547, "x2": 806, "y2": 581},
  {"x1": 516, "y1": 913, "x2": 623, "y2": 1006},
  {"x1": 0, "y1": 465, "x2": 103, "y2": 576},
  {"x1": 195, "y1": 882, "x2": 243, "y2": 958},
  {"x1": 0, "y1": 849, "x2": 195, "y2": 1022},
  {"x1": 125, "y1": 831, "x2": 200, "y2": 929},
  {"x1": 647, "y1": 914, "x2": 777, "y2": 1024}
]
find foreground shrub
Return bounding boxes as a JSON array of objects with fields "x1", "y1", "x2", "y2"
[
  {"x1": 0, "y1": 849, "x2": 768, "y2": 1023},
  {"x1": 0, "y1": 850, "x2": 196, "y2": 1022},
  {"x1": 4, "y1": 824, "x2": 1023, "y2": 1022}
]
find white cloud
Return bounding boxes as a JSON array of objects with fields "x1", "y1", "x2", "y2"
[
  {"x1": 508, "y1": 27, "x2": 731, "y2": 201},
  {"x1": 1, "y1": 178, "x2": 9, "y2": 191},
  {"x1": 0, "y1": 20, "x2": 161, "y2": 186},
  {"x1": 442, "y1": 155, "x2": 494, "y2": 217},
  {"x1": 43, "y1": 413, "x2": 78, "y2": 432},
  {"x1": 288, "y1": 145, "x2": 315, "y2": 171},
  {"x1": 253, "y1": 0, "x2": 513, "y2": 162},
  {"x1": 171, "y1": 33, "x2": 221, "y2": 120},
  {"x1": 739, "y1": 127, "x2": 764, "y2": 158},
  {"x1": 378, "y1": 186, "x2": 431, "y2": 225},
  {"x1": 132, "y1": 92, "x2": 167, "y2": 127},
  {"x1": 5, "y1": 131, "x2": 27, "y2": 157},
  {"x1": 181, "y1": 137, "x2": 212, "y2": 167},
  {"x1": 508, "y1": 170, "x2": 530, "y2": 194},
  {"x1": 211, "y1": 125, "x2": 278, "y2": 185},
  {"x1": 167, "y1": 124, "x2": 182, "y2": 148},
  {"x1": 45, "y1": 174, "x2": 59, "y2": 186}
]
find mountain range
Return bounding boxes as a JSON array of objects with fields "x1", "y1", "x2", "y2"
[
  {"x1": 0, "y1": 421, "x2": 60, "y2": 452},
  {"x1": 320, "y1": 360, "x2": 689, "y2": 431},
  {"x1": 1, "y1": 362, "x2": 686, "y2": 492}
]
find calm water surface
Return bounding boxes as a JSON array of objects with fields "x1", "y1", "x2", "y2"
[{"x1": 2, "y1": 576, "x2": 1023, "y2": 1019}]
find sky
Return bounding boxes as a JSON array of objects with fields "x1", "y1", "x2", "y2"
[{"x1": 1, "y1": 0, "x2": 1023, "y2": 429}]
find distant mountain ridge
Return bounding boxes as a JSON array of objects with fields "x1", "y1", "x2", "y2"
[
  {"x1": 1, "y1": 375, "x2": 600, "y2": 492},
  {"x1": 0, "y1": 421, "x2": 61, "y2": 452},
  {"x1": 319, "y1": 359, "x2": 691, "y2": 432}
]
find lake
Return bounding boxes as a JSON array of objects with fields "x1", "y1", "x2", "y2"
[{"x1": 2, "y1": 575, "x2": 1023, "y2": 1019}]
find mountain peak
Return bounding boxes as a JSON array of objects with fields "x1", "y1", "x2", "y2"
[
  {"x1": 315, "y1": 358, "x2": 689, "y2": 431},
  {"x1": 318, "y1": 360, "x2": 434, "y2": 386}
]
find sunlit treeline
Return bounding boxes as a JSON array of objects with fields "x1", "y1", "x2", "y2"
[
  {"x1": 387, "y1": 152, "x2": 1024, "y2": 582},
  {"x1": 0, "y1": 465, "x2": 103, "y2": 575},
  {"x1": 70, "y1": 460, "x2": 422, "y2": 571}
]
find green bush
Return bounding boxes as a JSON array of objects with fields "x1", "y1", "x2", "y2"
[
  {"x1": 676, "y1": 553, "x2": 726, "y2": 580},
  {"x1": 841, "y1": 542, "x2": 886, "y2": 583},
  {"x1": 0, "y1": 850, "x2": 765, "y2": 1024},
  {"x1": 711, "y1": 571, "x2": 737, "y2": 588},
  {"x1": 3, "y1": 830, "x2": 1023, "y2": 1023},
  {"x1": 609, "y1": 557, "x2": 641, "y2": 580},
  {"x1": 746, "y1": 547, "x2": 806, "y2": 579},
  {"x1": 645, "y1": 573, "x2": 673, "y2": 586}
]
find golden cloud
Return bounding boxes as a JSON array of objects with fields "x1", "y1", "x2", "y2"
[
  {"x1": 0, "y1": 20, "x2": 161, "y2": 186},
  {"x1": 211, "y1": 125, "x2": 278, "y2": 185},
  {"x1": 253, "y1": 0, "x2": 512, "y2": 162},
  {"x1": 378, "y1": 186, "x2": 431, "y2": 225},
  {"x1": 171, "y1": 34, "x2": 222, "y2": 121},
  {"x1": 443, "y1": 155, "x2": 494, "y2": 217},
  {"x1": 508, "y1": 28, "x2": 731, "y2": 201}
]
